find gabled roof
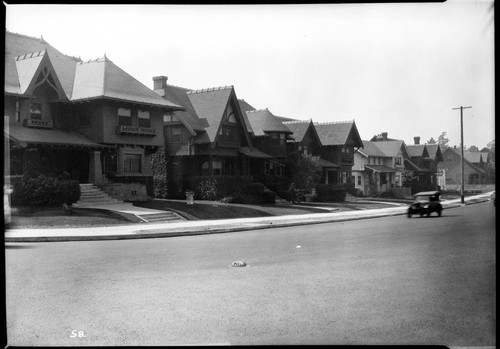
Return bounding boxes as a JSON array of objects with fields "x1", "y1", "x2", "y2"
[
  {"x1": 236, "y1": 99, "x2": 255, "y2": 134},
  {"x1": 425, "y1": 144, "x2": 443, "y2": 162},
  {"x1": 371, "y1": 140, "x2": 406, "y2": 158},
  {"x1": 314, "y1": 120, "x2": 363, "y2": 147},
  {"x1": 275, "y1": 115, "x2": 300, "y2": 122},
  {"x1": 360, "y1": 140, "x2": 387, "y2": 157},
  {"x1": 186, "y1": 86, "x2": 238, "y2": 143},
  {"x1": 282, "y1": 120, "x2": 321, "y2": 144},
  {"x1": 5, "y1": 31, "x2": 80, "y2": 97},
  {"x1": 463, "y1": 151, "x2": 484, "y2": 164},
  {"x1": 480, "y1": 152, "x2": 490, "y2": 163},
  {"x1": 6, "y1": 31, "x2": 182, "y2": 110},
  {"x1": 245, "y1": 109, "x2": 292, "y2": 136},
  {"x1": 406, "y1": 144, "x2": 429, "y2": 158},
  {"x1": 404, "y1": 158, "x2": 429, "y2": 172},
  {"x1": 237, "y1": 99, "x2": 256, "y2": 112},
  {"x1": 443, "y1": 148, "x2": 487, "y2": 173}
]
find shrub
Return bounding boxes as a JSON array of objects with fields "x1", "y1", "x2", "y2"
[
  {"x1": 11, "y1": 175, "x2": 80, "y2": 206},
  {"x1": 151, "y1": 147, "x2": 168, "y2": 199},
  {"x1": 197, "y1": 177, "x2": 218, "y2": 200},
  {"x1": 244, "y1": 182, "x2": 265, "y2": 195},
  {"x1": 259, "y1": 190, "x2": 276, "y2": 204}
]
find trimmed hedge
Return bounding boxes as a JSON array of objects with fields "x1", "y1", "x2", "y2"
[{"x1": 11, "y1": 175, "x2": 80, "y2": 207}]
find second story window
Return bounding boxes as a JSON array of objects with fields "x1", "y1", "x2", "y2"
[
  {"x1": 30, "y1": 102, "x2": 42, "y2": 120},
  {"x1": 138, "y1": 110, "x2": 151, "y2": 127},
  {"x1": 118, "y1": 108, "x2": 132, "y2": 126},
  {"x1": 163, "y1": 113, "x2": 178, "y2": 123},
  {"x1": 395, "y1": 156, "x2": 402, "y2": 165}
]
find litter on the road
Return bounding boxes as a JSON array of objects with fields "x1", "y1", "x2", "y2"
[
  {"x1": 231, "y1": 261, "x2": 248, "y2": 267},
  {"x1": 296, "y1": 245, "x2": 302, "y2": 249}
]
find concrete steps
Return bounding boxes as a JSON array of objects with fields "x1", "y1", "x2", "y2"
[
  {"x1": 73, "y1": 184, "x2": 123, "y2": 207},
  {"x1": 136, "y1": 211, "x2": 186, "y2": 223}
]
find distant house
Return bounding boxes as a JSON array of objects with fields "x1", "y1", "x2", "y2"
[
  {"x1": 438, "y1": 147, "x2": 488, "y2": 185},
  {"x1": 282, "y1": 119, "x2": 339, "y2": 184},
  {"x1": 314, "y1": 121, "x2": 364, "y2": 185},
  {"x1": 405, "y1": 137, "x2": 444, "y2": 188},
  {"x1": 352, "y1": 139, "x2": 407, "y2": 194},
  {"x1": 4, "y1": 31, "x2": 183, "y2": 201},
  {"x1": 244, "y1": 108, "x2": 293, "y2": 177},
  {"x1": 153, "y1": 77, "x2": 260, "y2": 197}
]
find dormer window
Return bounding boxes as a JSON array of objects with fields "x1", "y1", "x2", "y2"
[
  {"x1": 138, "y1": 110, "x2": 151, "y2": 127},
  {"x1": 118, "y1": 108, "x2": 132, "y2": 126},
  {"x1": 29, "y1": 102, "x2": 42, "y2": 120}
]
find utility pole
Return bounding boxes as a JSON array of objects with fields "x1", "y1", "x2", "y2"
[{"x1": 452, "y1": 106, "x2": 472, "y2": 204}]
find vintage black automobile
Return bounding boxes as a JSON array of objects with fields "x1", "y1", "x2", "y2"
[{"x1": 407, "y1": 191, "x2": 443, "y2": 218}]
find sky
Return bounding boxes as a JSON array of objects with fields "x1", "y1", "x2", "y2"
[{"x1": 5, "y1": 1, "x2": 495, "y2": 149}]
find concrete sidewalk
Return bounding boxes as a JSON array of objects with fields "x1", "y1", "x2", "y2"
[{"x1": 4, "y1": 191, "x2": 495, "y2": 242}]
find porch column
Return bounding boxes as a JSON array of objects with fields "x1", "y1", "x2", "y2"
[{"x1": 89, "y1": 150, "x2": 104, "y2": 184}]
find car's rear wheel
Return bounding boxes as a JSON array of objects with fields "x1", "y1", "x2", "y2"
[
  {"x1": 407, "y1": 212, "x2": 411, "y2": 218},
  {"x1": 420, "y1": 210, "x2": 425, "y2": 217}
]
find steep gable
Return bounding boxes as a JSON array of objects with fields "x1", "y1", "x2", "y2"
[
  {"x1": 282, "y1": 120, "x2": 321, "y2": 144},
  {"x1": 5, "y1": 31, "x2": 80, "y2": 97},
  {"x1": 314, "y1": 120, "x2": 363, "y2": 148},
  {"x1": 187, "y1": 86, "x2": 252, "y2": 147},
  {"x1": 14, "y1": 49, "x2": 67, "y2": 100}
]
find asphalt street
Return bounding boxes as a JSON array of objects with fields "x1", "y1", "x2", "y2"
[{"x1": 5, "y1": 201, "x2": 496, "y2": 346}]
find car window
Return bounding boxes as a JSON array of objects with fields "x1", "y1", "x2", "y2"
[{"x1": 417, "y1": 196, "x2": 430, "y2": 203}]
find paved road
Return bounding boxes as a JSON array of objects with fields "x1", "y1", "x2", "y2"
[{"x1": 5, "y1": 201, "x2": 495, "y2": 346}]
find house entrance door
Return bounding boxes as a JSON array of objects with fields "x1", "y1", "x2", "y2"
[{"x1": 67, "y1": 151, "x2": 90, "y2": 183}]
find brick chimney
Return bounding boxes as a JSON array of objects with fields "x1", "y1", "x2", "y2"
[
  {"x1": 381, "y1": 132, "x2": 388, "y2": 140},
  {"x1": 153, "y1": 76, "x2": 168, "y2": 90},
  {"x1": 414, "y1": 136, "x2": 420, "y2": 145}
]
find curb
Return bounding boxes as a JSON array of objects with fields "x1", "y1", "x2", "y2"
[{"x1": 5, "y1": 196, "x2": 494, "y2": 243}]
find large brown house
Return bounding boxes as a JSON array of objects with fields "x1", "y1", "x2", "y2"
[
  {"x1": 4, "y1": 31, "x2": 183, "y2": 200},
  {"x1": 153, "y1": 77, "x2": 270, "y2": 197}
]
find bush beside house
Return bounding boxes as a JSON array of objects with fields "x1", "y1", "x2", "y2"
[{"x1": 11, "y1": 174, "x2": 80, "y2": 207}]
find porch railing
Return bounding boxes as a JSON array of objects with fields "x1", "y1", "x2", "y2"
[
  {"x1": 23, "y1": 119, "x2": 53, "y2": 129},
  {"x1": 116, "y1": 125, "x2": 157, "y2": 136}
]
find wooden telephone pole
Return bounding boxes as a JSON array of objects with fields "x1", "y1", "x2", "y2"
[{"x1": 452, "y1": 106, "x2": 472, "y2": 204}]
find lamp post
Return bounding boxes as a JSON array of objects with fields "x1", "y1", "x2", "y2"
[{"x1": 452, "y1": 106, "x2": 471, "y2": 204}]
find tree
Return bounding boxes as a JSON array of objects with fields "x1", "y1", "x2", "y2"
[
  {"x1": 467, "y1": 145, "x2": 479, "y2": 152},
  {"x1": 151, "y1": 147, "x2": 168, "y2": 199},
  {"x1": 427, "y1": 137, "x2": 437, "y2": 144},
  {"x1": 437, "y1": 132, "x2": 450, "y2": 149},
  {"x1": 486, "y1": 139, "x2": 495, "y2": 151},
  {"x1": 288, "y1": 152, "x2": 322, "y2": 191}
]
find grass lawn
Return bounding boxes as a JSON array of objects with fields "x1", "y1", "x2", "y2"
[
  {"x1": 133, "y1": 199, "x2": 331, "y2": 220},
  {"x1": 7, "y1": 208, "x2": 130, "y2": 229}
]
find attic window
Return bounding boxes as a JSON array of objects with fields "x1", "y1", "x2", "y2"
[
  {"x1": 29, "y1": 102, "x2": 42, "y2": 120},
  {"x1": 227, "y1": 113, "x2": 236, "y2": 123}
]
